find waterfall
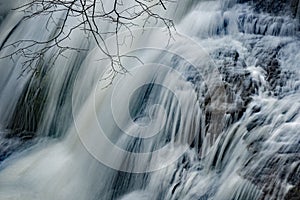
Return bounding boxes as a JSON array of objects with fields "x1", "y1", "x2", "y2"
[{"x1": 0, "y1": 0, "x2": 299, "y2": 199}]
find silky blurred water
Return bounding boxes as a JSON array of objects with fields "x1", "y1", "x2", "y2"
[{"x1": 0, "y1": 0, "x2": 299, "y2": 199}]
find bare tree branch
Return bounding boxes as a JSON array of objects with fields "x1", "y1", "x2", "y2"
[{"x1": 2, "y1": 0, "x2": 176, "y2": 82}]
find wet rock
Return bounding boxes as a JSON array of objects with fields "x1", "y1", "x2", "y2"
[
  {"x1": 242, "y1": 36, "x2": 298, "y2": 97},
  {"x1": 285, "y1": 183, "x2": 300, "y2": 200},
  {"x1": 238, "y1": 0, "x2": 300, "y2": 18},
  {"x1": 246, "y1": 116, "x2": 266, "y2": 131},
  {"x1": 277, "y1": 142, "x2": 300, "y2": 154},
  {"x1": 0, "y1": 129, "x2": 34, "y2": 163},
  {"x1": 211, "y1": 48, "x2": 258, "y2": 124},
  {"x1": 241, "y1": 147, "x2": 300, "y2": 199},
  {"x1": 236, "y1": 2, "x2": 299, "y2": 37}
]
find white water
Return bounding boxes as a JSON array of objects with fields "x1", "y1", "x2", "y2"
[{"x1": 0, "y1": 0, "x2": 299, "y2": 200}]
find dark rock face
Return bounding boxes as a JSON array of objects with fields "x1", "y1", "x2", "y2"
[
  {"x1": 284, "y1": 157, "x2": 300, "y2": 199},
  {"x1": 210, "y1": 1, "x2": 300, "y2": 197},
  {"x1": 231, "y1": 4, "x2": 300, "y2": 197},
  {"x1": 211, "y1": 48, "x2": 253, "y2": 124},
  {"x1": 237, "y1": 10, "x2": 299, "y2": 37},
  {"x1": 250, "y1": 39, "x2": 283, "y2": 92},
  {"x1": 0, "y1": 129, "x2": 35, "y2": 162},
  {"x1": 238, "y1": 0, "x2": 300, "y2": 19},
  {"x1": 242, "y1": 153, "x2": 300, "y2": 200},
  {"x1": 236, "y1": 98, "x2": 300, "y2": 200},
  {"x1": 285, "y1": 183, "x2": 300, "y2": 200}
]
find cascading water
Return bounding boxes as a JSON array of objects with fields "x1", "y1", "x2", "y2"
[{"x1": 0, "y1": 0, "x2": 299, "y2": 200}]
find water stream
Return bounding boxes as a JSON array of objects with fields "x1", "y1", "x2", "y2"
[{"x1": 0, "y1": 0, "x2": 299, "y2": 199}]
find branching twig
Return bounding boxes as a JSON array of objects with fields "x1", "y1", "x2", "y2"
[{"x1": 2, "y1": 0, "x2": 176, "y2": 82}]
